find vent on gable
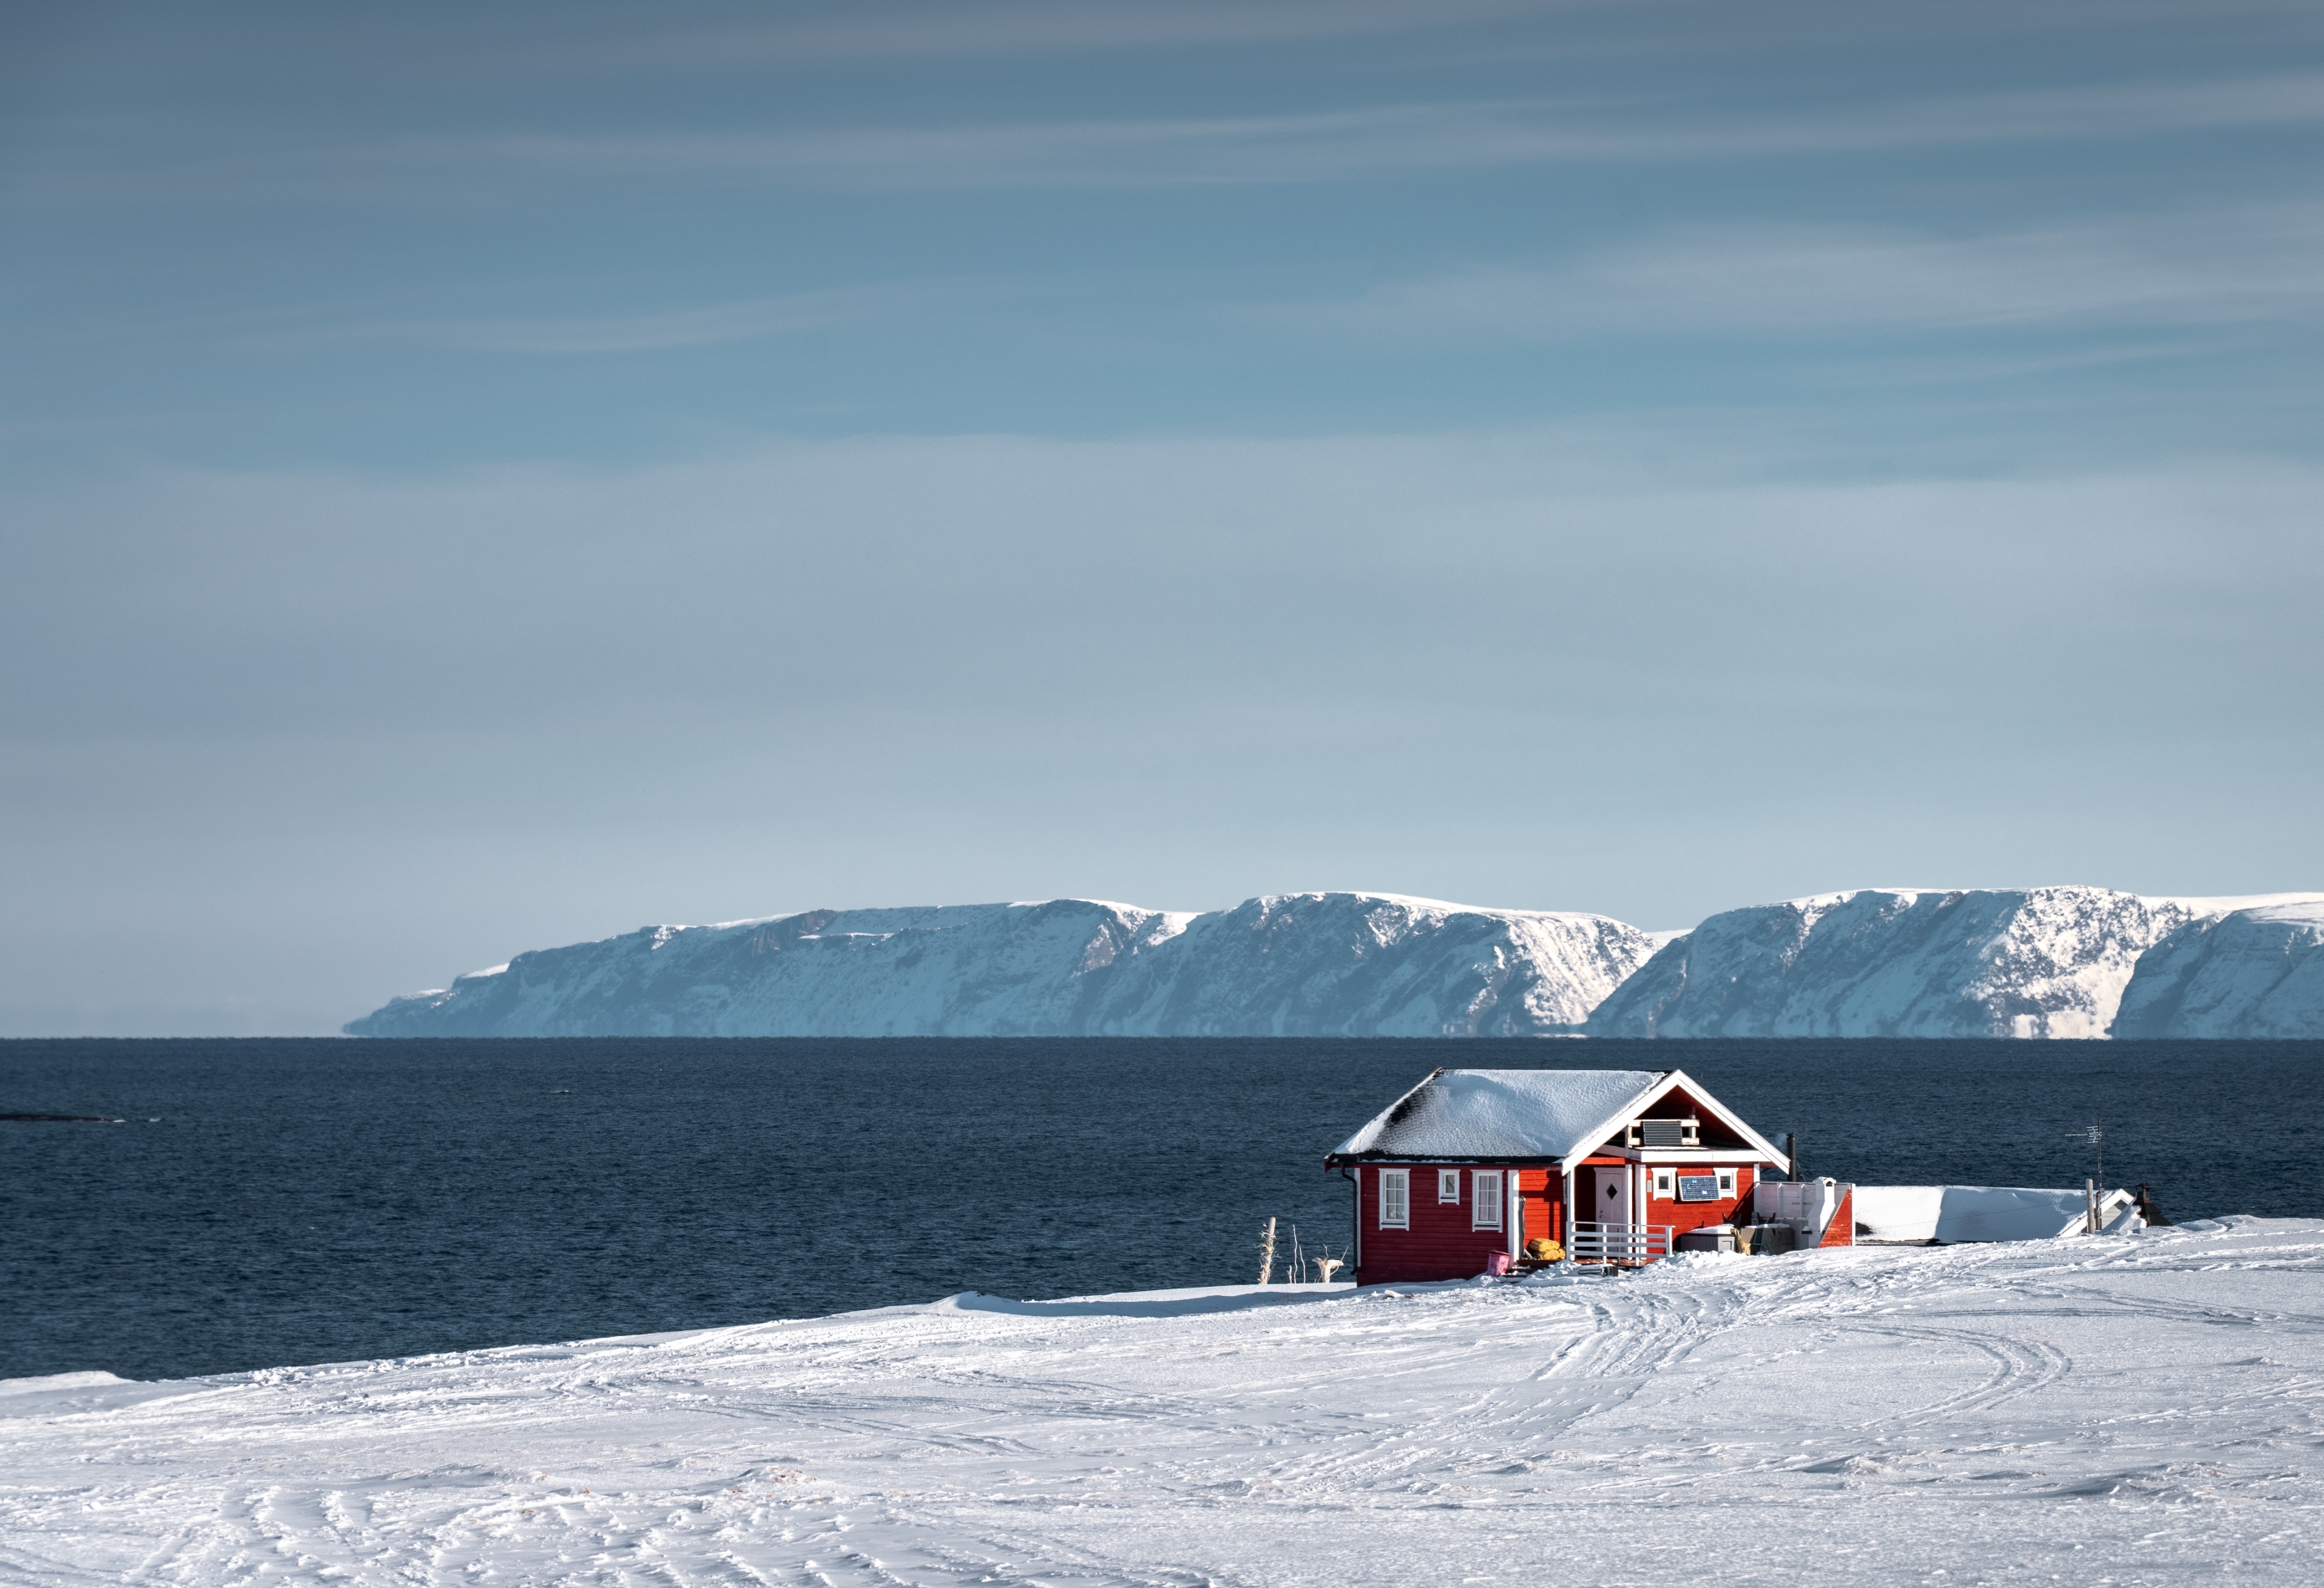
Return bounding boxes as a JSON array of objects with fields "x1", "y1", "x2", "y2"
[{"x1": 1636, "y1": 1118, "x2": 1700, "y2": 1149}]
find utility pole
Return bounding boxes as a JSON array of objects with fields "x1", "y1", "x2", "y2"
[{"x1": 1257, "y1": 1217, "x2": 1277, "y2": 1285}]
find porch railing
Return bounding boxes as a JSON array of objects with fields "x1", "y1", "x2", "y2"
[{"x1": 1566, "y1": 1222, "x2": 1674, "y2": 1263}]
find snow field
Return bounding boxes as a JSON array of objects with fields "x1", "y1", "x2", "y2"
[{"x1": 3, "y1": 1220, "x2": 2319, "y2": 1585}]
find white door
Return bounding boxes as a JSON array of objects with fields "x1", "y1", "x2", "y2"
[{"x1": 1594, "y1": 1167, "x2": 1631, "y2": 1227}]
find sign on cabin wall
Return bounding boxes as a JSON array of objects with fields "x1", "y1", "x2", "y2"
[{"x1": 1676, "y1": 1173, "x2": 1721, "y2": 1202}]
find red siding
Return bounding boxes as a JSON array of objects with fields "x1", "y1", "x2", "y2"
[
  {"x1": 1644, "y1": 1164, "x2": 1756, "y2": 1241},
  {"x1": 1819, "y1": 1186, "x2": 1855, "y2": 1248},
  {"x1": 1354, "y1": 1162, "x2": 1774, "y2": 1282},
  {"x1": 1356, "y1": 1165, "x2": 1538, "y2": 1284},
  {"x1": 1521, "y1": 1168, "x2": 1559, "y2": 1248}
]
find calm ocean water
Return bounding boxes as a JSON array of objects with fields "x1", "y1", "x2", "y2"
[{"x1": 4, "y1": 1037, "x2": 2318, "y2": 1382}]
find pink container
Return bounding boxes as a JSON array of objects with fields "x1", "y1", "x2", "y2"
[{"x1": 1486, "y1": 1252, "x2": 1513, "y2": 1276}]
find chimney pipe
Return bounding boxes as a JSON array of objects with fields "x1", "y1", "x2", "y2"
[{"x1": 1785, "y1": 1132, "x2": 1799, "y2": 1183}]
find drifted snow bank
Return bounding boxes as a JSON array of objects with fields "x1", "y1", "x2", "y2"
[
  {"x1": 6, "y1": 1222, "x2": 2319, "y2": 1585},
  {"x1": 346, "y1": 893, "x2": 1658, "y2": 1038}
]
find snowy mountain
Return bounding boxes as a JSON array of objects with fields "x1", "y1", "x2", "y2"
[
  {"x1": 2111, "y1": 897, "x2": 2324, "y2": 1038},
  {"x1": 1583, "y1": 887, "x2": 2207, "y2": 1040},
  {"x1": 1090, "y1": 894, "x2": 1656, "y2": 1037},
  {"x1": 346, "y1": 893, "x2": 1659, "y2": 1038}
]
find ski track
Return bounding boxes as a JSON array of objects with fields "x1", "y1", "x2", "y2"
[{"x1": 3, "y1": 1222, "x2": 2321, "y2": 1585}]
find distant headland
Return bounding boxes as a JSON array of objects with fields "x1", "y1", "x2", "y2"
[{"x1": 348, "y1": 888, "x2": 2324, "y2": 1040}]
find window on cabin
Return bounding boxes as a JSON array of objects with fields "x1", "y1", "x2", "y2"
[
  {"x1": 1717, "y1": 1168, "x2": 1738, "y2": 1196},
  {"x1": 1380, "y1": 1169, "x2": 1410, "y2": 1229},
  {"x1": 1653, "y1": 1168, "x2": 1675, "y2": 1199},
  {"x1": 1472, "y1": 1171, "x2": 1503, "y2": 1230},
  {"x1": 1439, "y1": 1170, "x2": 1461, "y2": 1203}
]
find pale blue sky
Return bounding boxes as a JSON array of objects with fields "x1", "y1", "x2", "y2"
[{"x1": 4, "y1": 1, "x2": 2321, "y2": 1032}]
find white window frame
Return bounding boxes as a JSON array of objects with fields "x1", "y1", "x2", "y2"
[
  {"x1": 1653, "y1": 1167, "x2": 1676, "y2": 1200},
  {"x1": 1472, "y1": 1170, "x2": 1504, "y2": 1231},
  {"x1": 1379, "y1": 1169, "x2": 1410, "y2": 1229},
  {"x1": 1438, "y1": 1169, "x2": 1462, "y2": 1203},
  {"x1": 1717, "y1": 1167, "x2": 1738, "y2": 1197}
]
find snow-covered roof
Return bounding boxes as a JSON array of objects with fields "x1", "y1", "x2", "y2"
[
  {"x1": 1853, "y1": 1185, "x2": 2139, "y2": 1243},
  {"x1": 1328, "y1": 1069, "x2": 1659, "y2": 1162},
  {"x1": 1327, "y1": 1067, "x2": 1789, "y2": 1167}
]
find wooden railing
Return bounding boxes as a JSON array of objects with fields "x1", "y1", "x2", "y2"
[{"x1": 1566, "y1": 1222, "x2": 1674, "y2": 1263}]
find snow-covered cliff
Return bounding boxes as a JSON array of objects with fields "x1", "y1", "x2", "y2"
[
  {"x1": 346, "y1": 893, "x2": 1658, "y2": 1039},
  {"x1": 2111, "y1": 897, "x2": 2324, "y2": 1039},
  {"x1": 1583, "y1": 887, "x2": 2204, "y2": 1040},
  {"x1": 1091, "y1": 893, "x2": 1654, "y2": 1037}
]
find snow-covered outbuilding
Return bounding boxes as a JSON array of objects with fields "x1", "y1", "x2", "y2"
[
  {"x1": 1852, "y1": 1184, "x2": 2141, "y2": 1242},
  {"x1": 1324, "y1": 1068, "x2": 1813, "y2": 1281}
]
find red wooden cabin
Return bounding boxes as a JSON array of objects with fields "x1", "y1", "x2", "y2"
[{"x1": 1324, "y1": 1068, "x2": 1795, "y2": 1282}]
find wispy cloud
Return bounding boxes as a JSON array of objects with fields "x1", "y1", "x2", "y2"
[
  {"x1": 535, "y1": 0, "x2": 1549, "y2": 67},
  {"x1": 179, "y1": 279, "x2": 984, "y2": 357},
  {"x1": 439, "y1": 75, "x2": 2324, "y2": 192},
  {"x1": 522, "y1": 1, "x2": 2324, "y2": 75},
  {"x1": 24, "y1": 69, "x2": 2324, "y2": 208},
  {"x1": 95, "y1": 207, "x2": 2324, "y2": 365},
  {"x1": 454, "y1": 103, "x2": 1601, "y2": 191},
  {"x1": 1259, "y1": 209, "x2": 2324, "y2": 341},
  {"x1": 403, "y1": 283, "x2": 956, "y2": 355}
]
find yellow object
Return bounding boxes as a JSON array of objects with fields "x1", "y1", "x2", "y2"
[{"x1": 1526, "y1": 1237, "x2": 1563, "y2": 1262}]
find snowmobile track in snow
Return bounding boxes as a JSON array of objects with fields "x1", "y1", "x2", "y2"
[{"x1": 3, "y1": 1221, "x2": 2321, "y2": 1586}]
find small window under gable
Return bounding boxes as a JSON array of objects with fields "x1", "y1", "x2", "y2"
[
  {"x1": 1717, "y1": 1167, "x2": 1738, "y2": 1197},
  {"x1": 1439, "y1": 1170, "x2": 1461, "y2": 1203},
  {"x1": 1652, "y1": 1167, "x2": 1675, "y2": 1199},
  {"x1": 1380, "y1": 1168, "x2": 1410, "y2": 1229},
  {"x1": 1472, "y1": 1170, "x2": 1503, "y2": 1230}
]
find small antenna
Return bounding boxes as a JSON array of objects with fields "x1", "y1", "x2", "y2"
[{"x1": 2066, "y1": 1116, "x2": 2103, "y2": 1186}]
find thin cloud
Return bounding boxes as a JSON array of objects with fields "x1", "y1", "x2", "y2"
[
  {"x1": 23, "y1": 71, "x2": 2324, "y2": 207},
  {"x1": 457, "y1": 103, "x2": 1612, "y2": 191},
  {"x1": 1262, "y1": 211, "x2": 2324, "y2": 341},
  {"x1": 408, "y1": 284, "x2": 942, "y2": 355},
  {"x1": 208, "y1": 279, "x2": 985, "y2": 356},
  {"x1": 535, "y1": 0, "x2": 1553, "y2": 68},
  {"x1": 520, "y1": 0, "x2": 2324, "y2": 74},
  {"x1": 441, "y1": 75, "x2": 2324, "y2": 192}
]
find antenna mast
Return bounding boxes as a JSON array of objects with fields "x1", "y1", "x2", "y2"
[{"x1": 2067, "y1": 1116, "x2": 2103, "y2": 1186}]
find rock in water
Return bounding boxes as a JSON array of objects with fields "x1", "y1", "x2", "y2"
[
  {"x1": 2111, "y1": 897, "x2": 2324, "y2": 1038},
  {"x1": 1584, "y1": 887, "x2": 2202, "y2": 1040},
  {"x1": 346, "y1": 893, "x2": 1658, "y2": 1039}
]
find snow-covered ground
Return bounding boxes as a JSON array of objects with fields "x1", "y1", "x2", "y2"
[{"x1": 5, "y1": 1220, "x2": 2318, "y2": 1585}]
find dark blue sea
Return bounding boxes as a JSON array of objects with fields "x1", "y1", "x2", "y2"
[{"x1": 4, "y1": 1037, "x2": 2317, "y2": 1382}]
